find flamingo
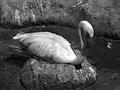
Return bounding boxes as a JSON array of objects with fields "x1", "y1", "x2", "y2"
[{"x1": 11, "y1": 20, "x2": 94, "y2": 65}]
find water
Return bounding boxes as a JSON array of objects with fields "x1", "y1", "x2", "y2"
[
  {"x1": 88, "y1": 37, "x2": 120, "y2": 70},
  {"x1": 87, "y1": 38, "x2": 120, "y2": 90}
]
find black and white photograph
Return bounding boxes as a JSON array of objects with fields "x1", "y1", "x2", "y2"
[{"x1": 0, "y1": 0, "x2": 120, "y2": 90}]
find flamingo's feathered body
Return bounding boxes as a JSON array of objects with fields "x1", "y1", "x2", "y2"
[
  {"x1": 13, "y1": 32, "x2": 85, "y2": 64},
  {"x1": 12, "y1": 20, "x2": 94, "y2": 65}
]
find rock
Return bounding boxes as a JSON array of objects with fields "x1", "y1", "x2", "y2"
[{"x1": 20, "y1": 58, "x2": 97, "y2": 90}]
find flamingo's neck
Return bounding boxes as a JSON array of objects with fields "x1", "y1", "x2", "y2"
[{"x1": 78, "y1": 27, "x2": 84, "y2": 51}]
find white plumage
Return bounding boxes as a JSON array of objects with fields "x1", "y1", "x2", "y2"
[{"x1": 12, "y1": 20, "x2": 94, "y2": 65}]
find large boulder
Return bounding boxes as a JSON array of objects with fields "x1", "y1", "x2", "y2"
[{"x1": 20, "y1": 58, "x2": 97, "y2": 90}]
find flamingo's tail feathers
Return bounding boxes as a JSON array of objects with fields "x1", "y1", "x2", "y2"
[
  {"x1": 13, "y1": 31, "x2": 27, "y2": 40},
  {"x1": 9, "y1": 45, "x2": 23, "y2": 53},
  {"x1": 8, "y1": 45, "x2": 29, "y2": 56}
]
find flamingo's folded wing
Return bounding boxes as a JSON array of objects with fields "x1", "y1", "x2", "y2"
[{"x1": 13, "y1": 32, "x2": 77, "y2": 63}]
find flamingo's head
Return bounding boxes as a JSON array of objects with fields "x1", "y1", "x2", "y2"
[{"x1": 70, "y1": 49, "x2": 85, "y2": 66}]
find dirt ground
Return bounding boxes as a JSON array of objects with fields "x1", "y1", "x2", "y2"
[{"x1": 0, "y1": 26, "x2": 120, "y2": 90}]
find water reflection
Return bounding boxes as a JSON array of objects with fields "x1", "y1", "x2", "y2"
[{"x1": 87, "y1": 37, "x2": 120, "y2": 70}]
